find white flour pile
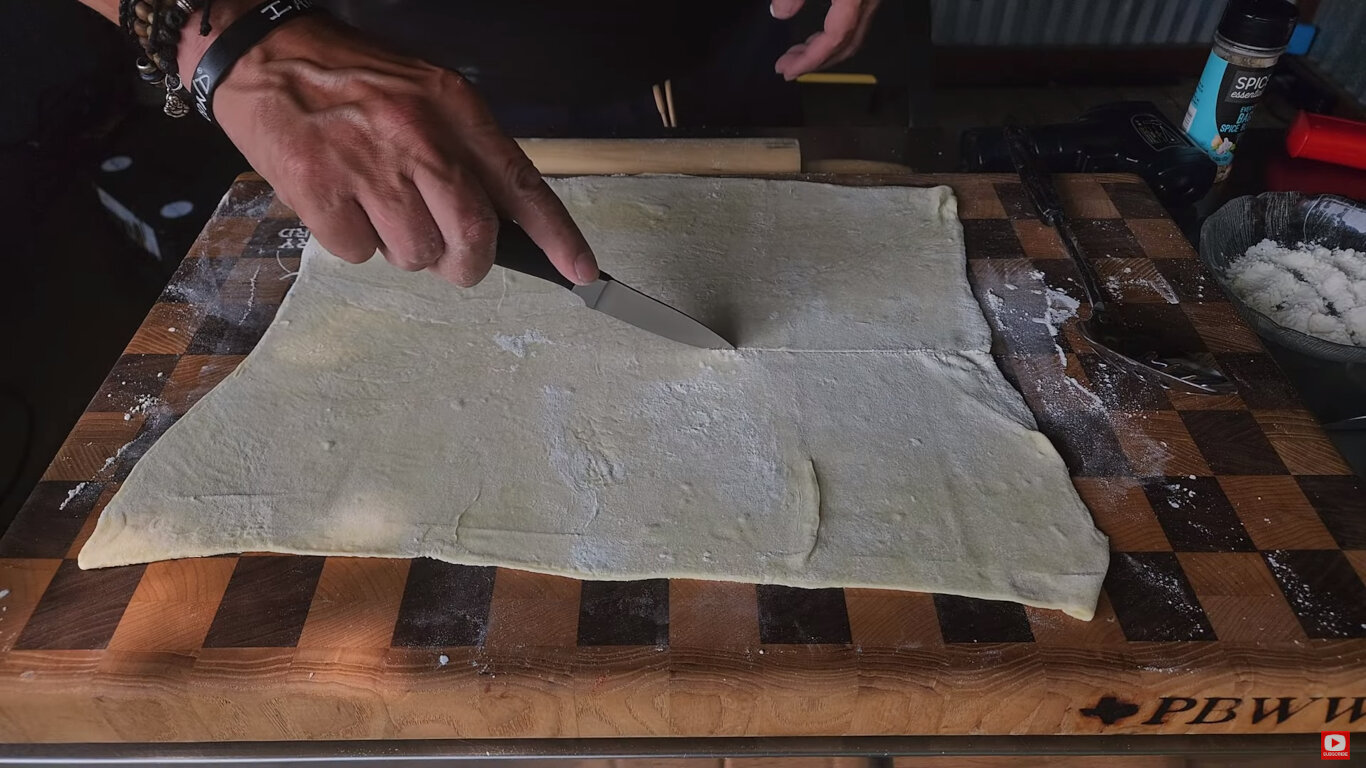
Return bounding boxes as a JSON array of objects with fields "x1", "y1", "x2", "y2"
[{"x1": 1227, "y1": 239, "x2": 1366, "y2": 346}]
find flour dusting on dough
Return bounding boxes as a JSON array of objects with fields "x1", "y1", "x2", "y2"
[
  {"x1": 494, "y1": 330, "x2": 550, "y2": 358},
  {"x1": 79, "y1": 177, "x2": 1109, "y2": 620}
]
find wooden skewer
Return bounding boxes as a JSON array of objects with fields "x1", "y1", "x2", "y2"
[
  {"x1": 651, "y1": 84, "x2": 669, "y2": 128},
  {"x1": 664, "y1": 79, "x2": 677, "y2": 128}
]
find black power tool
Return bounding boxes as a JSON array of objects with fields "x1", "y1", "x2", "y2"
[{"x1": 961, "y1": 101, "x2": 1217, "y2": 209}]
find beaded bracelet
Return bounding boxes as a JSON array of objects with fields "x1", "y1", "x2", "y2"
[{"x1": 123, "y1": 0, "x2": 212, "y2": 117}]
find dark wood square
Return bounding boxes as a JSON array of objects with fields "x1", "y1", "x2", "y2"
[
  {"x1": 1182, "y1": 410, "x2": 1290, "y2": 476},
  {"x1": 1102, "y1": 303, "x2": 1210, "y2": 354},
  {"x1": 578, "y1": 579, "x2": 670, "y2": 647},
  {"x1": 391, "y1": 560, "x2": 497, "y2": 648},
  {"x1": 14, "y1": 560, "x2": 146, "y2": 651},
  {"x1": 1104, "y1": 552, "x2": 1216, "y2": 642},
  {"x1": 962, "y1": 219, "x2": 1025, "y2": 260},
  {"x1": 1077, "y1": 353, "x2": 1173, "y2": 412},
  {"x1": 1263, "y1": 550, "x2": 1366, "y2": 639},
  {"x1": 1141, "y1": 477, "x2": 1256, "y2": 552},
  {"x1": 992, "y1": 182, "x2": 1035, "y2": 220},
  {"x1": 203, "y1": 556, "x2": 326, "y2": 648},
  {"x1": 933, "y1": 595, "x2": 1035, "y2": 643},
  {"x1": 1070, "y1": 219, "x2": 1144, "y2": 259},
  {"x1": 1152, "y1": 258, "x2": 1224, "y2": 303},
  {"x1": 1297, "y1": 476, "x2": 1366, "y2": 550},
  {"x1": 186, "y1": 301, "x2": 281, "y2": 356},
  {"x1": 0, "y1": 482, "x2": 103, "y2": 559},
  {"x1": 1033, "y1": 405, "x2": 1134, "y2": 477},
  {"x1": 1217, "y1": 354, "x2": 1301, "y2": 410},
  {"x1": 1101, "y1": 183, "x2": 1168, "y2": 219},
  {"x1": 756, "y1": 585, "x2": 852, "y2": 645}
]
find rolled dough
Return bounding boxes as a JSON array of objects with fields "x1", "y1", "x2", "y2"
[{"x1": 80, "y1": 177, "x2": 1110, "y2": 620}]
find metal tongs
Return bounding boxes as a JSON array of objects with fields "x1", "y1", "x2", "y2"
[{"x1": 1003, "y1": 124, "x2": 1236, "y2": 395}]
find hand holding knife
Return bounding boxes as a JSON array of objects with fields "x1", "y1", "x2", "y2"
[{"x1": 495, "y1": 220, "x2": 733, "y2": 350}]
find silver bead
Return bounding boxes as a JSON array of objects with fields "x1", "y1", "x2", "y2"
[
  {"x1": 176, "y1": 0, "x2": 195, "y2": 13},
  {"x1": 165, "y1": 92, "x2": 190, "y2": 119},
  {"x1": 164, "y1": 77, "x2": 190, "y2": 118}
]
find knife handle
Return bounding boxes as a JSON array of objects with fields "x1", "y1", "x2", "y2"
[{"x1": 494, "y1": 220, "x2": 576, "y2": 290}]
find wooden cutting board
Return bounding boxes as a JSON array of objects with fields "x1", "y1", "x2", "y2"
[{"x1": 0, "y1": 172, "x2": 1363, "y2": 743}]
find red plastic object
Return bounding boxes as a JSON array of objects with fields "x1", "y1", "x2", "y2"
[
  {"x1": 1266, "y1": 154, "x2": 1366, "y2": 199},
  {"x1": 1286, "y1": 110, "x2": 1366, "y2": 172}
]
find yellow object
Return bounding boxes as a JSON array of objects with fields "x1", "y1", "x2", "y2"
[{"x1": 795, "y1": 72, "x2": 878, "y2": 85}]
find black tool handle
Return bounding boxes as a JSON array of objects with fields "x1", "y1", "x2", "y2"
[
  {"x1": 494, "y1": 220, "x2": 576, "y2": 289},
  {"x1": 1002, "y1": 124, "x2": 1065, "y2": 227},
  {"x1": 1003, "y1": 123, "x2": 1111, "y2": 309}
]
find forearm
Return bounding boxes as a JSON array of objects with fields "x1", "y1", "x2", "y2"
[{"x1": 76, "y1": 0, "x2": 119, "y2": 24}]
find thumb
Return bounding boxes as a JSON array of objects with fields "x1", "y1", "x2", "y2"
[{"x1": 770, "y1": 0, "x2": 805, "y2": 20}]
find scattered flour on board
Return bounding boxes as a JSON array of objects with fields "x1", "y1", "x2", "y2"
[
  {"x1": 437, "y1": 654, "x2": 449, "y2": 666},
  {"x1": 1116, "y1": 553, "x2": 1206, "y2": 623},
  {"x1": 1030, "y1": 285, "x2": 1081, "y2": 366},
  {"x1": 1228, "y1": 239, "x2": 1366, "y2": 346},
  {"x1": 984, "y1": 290, "x2": 1006, "y2": 315},
  {"x1": 1265, "y1": 551, "x2": 1366, "y2": 633},
  {"x1": 976, "y1": 268, "x2": 1171, "y2": 476},
  {"x1": 240, "y1": 263, "x2": 263, "y2": 323},
  {"x1": 100, "y1": 440, "x2": 135, "y2": 474},
  {"x1": 1104, "y1": 274, "x2": 1179, "y2": 304},
  {"x1": 124, "y1": 394, "x2": 162, "y2": 421},
  {"x1": 0, "y1": 589, "x2": 9, "y2": 600},
  {"x1": 493, "y1": 330, "x2": 550, "y2": 358},
  {"x1": 59, "y1": 482, "x2": 91, "y2": 511},
  {"x1": 978, "y1": 271, "x2": 1106, "y2": 416}
]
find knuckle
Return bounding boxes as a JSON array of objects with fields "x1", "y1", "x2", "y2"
[
  {"x1": 460, "y1": 214, "x2": 500, "y2": 251},
  {"x1": 278, "y1": 153, "x2": 319, "y2": 188},
  {"x1": 434, "y1": 68, "x2": 473, "y2": 98},
  {"x1": 369, "y1": 95, "x2": 432, "y2": 144},
  {"x1": 502, "y1": 155, "x2": 545, "y2": 196}
]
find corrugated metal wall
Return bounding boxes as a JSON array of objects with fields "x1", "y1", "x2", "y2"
[
  {"x1": 1307, "y1": 0, "x2": 1366, "y2": 105},
  {"x1": 931, "y1": 0, "x2": 1230, "y2": 46}
]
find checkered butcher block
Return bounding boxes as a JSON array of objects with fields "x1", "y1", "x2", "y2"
[{"x1": 1, "y1": 173, "x2": 1363, "y2": 743}]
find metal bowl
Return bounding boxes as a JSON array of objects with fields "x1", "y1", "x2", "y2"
[{"x1": 1199, "y1": 191, "x2": 1366, "y2": 364}]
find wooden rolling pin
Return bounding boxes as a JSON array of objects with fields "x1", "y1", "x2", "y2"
[{"x1": 515, "y1": 138, "x2": 802, "y2": 176}]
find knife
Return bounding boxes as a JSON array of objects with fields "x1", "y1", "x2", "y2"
[{"x1": 494, "y1": 221, "x2": 734, "y2": 350}]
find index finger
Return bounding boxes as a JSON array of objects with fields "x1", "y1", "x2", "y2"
[
  {"x1": 467, "y1": 131, "x2": 600, "y2": 285},
  {"x1": 774, "y1": 0, "x2": 862, "y2": 79}
]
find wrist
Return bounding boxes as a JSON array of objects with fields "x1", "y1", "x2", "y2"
[{"x1": 174, "y1": 0, "x2": 258, "y2": 77}]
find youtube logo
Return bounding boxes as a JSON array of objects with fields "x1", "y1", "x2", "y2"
[{"x1": 1322, "y1": 731, "x2": 1350, "y2": 760}]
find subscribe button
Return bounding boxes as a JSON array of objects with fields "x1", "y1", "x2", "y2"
[{"x1": 1322, "y1": 731, "x2": 1350, "y2": 760}]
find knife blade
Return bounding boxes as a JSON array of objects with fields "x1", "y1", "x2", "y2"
[{"x1": 493, "y1": 220, "x2": 733, "y2": 350}]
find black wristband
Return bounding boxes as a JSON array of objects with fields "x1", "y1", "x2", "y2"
[{"x1": 189, "y1": 0, "x2": 322, "y2": 124}]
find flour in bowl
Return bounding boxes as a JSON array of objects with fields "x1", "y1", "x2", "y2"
[{"x1": 1227, "y1": 239, "x2": 1366, "y2": 347}]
